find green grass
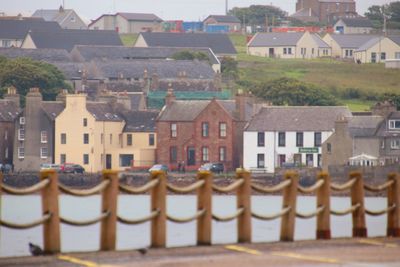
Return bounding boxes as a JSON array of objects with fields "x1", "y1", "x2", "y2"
[
  {"x1": 120, "y1": 34, "x2": 138, "y2": 46},
  {"x1": 341, "y1": 99, "x2": 375, "y2": 112}
]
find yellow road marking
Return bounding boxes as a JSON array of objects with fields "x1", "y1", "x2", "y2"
[
  {"x1": 58, "y1": 255, "x2": 100, "y2": 267},
  {"x1": 359, "y1": 239, "x2": 398, "y2": 248},
  {"x1": 225, "y1": 245, "x2": 263, "y2": 255},
  {"x1": 271, "y1": 252, "x2": 341, "y2": 264}
]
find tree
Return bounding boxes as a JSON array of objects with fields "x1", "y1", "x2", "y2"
[
  {"x1": 228, "y1": 5, "x2": 287, "y2": 27},
  {"x1": 253, "y1": 77, "x2": 338, "y2": 106},
  {"x1": 365, "y1": 2, "x2": 400, "y2": 29},
  {"x1": 220, "y1": 57, "x2": 238, "y2": 78},
  {"x1": 171, "y1": 50, "x2": 210, "y2": 62}
]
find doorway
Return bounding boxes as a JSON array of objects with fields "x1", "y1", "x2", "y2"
[
  {"x1": 269, "y1": 48, "x2": 275, "y2": 58},
  {"x1": 106, "y1": 154, "x2": 112, "y2": 169}
]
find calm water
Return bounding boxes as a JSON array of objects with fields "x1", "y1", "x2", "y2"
[{"x1": 0, "y1": 195, "x2": 387, "y2": 257}]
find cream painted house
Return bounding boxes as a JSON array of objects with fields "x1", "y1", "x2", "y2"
[
  {"x1": 247, "y1": 32, "x2": 331, "y2": 59},
  {"x1": 322, "y1": 33, "x2": 378, "y2": 59},
  {"x1": 354, "y1": 37, "x2": 400, "y2": 64}
]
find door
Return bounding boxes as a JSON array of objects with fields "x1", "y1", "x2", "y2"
[
  {"x1": 269, "y1": 48, "x2": 275, "y2": 58},
  {"x1": 306, "y1": 154, "x2": 314, "y2": 167},
  {"x1": 187, "y1": 147, "x2": 196, "y2": 166},
  {"x1": 371, "y1": 52, "x2": 376, "y2": 63},
  {"x1": 106, "y1": 154, "x2": 112, "y2": 169}
]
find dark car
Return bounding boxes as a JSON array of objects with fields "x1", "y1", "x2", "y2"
[
  {"x1": 148, "y1": 164, "x2": 169, "y2": 173},
  {"x1": 60, "y1": 163, "x2": 85, "y2": 174},
  {"x1": 198, "y1": 163, "x2": 224, "y2": 174}
]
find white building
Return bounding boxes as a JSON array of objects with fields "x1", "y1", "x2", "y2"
[{"x1": 243, "y1": 106, "x2": 352, "y2": 173}]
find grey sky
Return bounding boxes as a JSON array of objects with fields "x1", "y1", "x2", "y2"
[{"x1": 0, "y1": 0, "x2": 395, "y2": 22}]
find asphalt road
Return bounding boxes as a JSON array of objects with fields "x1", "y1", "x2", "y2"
[{"x1": 1, "y1": 238, "x2": 400, "y2": 267}]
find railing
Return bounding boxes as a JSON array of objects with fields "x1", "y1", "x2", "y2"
[{"x1": 0, "y1": 170, "x2": 399, "y2": 254}]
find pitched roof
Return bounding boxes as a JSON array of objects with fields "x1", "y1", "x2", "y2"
[
  {"x1": 328, "y1": 34, "x2": 378, "y2": 48},
  {"x1": 50, "y1": 62, "x2": 93, "y2": 79},
  {"x1": 338, "y1": 18, "x2": 374, "y2": 28},
  {"x1": 311, "y1": 34, "x2": 330, "y2": 48},
  {"x1": 355, "y1": 36, "x2": 384, "y2": 52},
  {"x1": 86, "y1": 102, "x2": 123, "y2": 122},
  {"x1": 41, "y1": 101, "x2": 64, "y2": 121},
  {"x1": 0, "y1": 47, "x2": 71, "y2": 62},
  {"x1": 120, "y1": 110, "x2": 158, "y2": 132},
  {"x1": 389, "y1": 36, "x2": 400, "y2": 46},
  {"x1": 26, "y1": 29, "x2": 122, "y2": 51},
  {"x1": 248, "y1": 32, "x2": 304, "y2": 47},
  {"x1": 117, "y1": 12, "x2": 163, "y2": 22},
  {"x1": 0, "y1": 19, "x2": 61, "y2": 40},
  {"x1": 0, "y1": 100, "x2": 20, "y2": 122},
  {"x1": 245, "y1": 106, "x2": 352, "y2": 132},
  {"x1": 376, "y1": 112, "x2": 400, "y2": 137},
  {"x1": 290, "y1": 8, "x2": 318, "y2": 18},
  {"x1": 130, "y1": 93, "x2": 144, "y2": 110},
  {"x1": 348, "y1": 116, "x2": 383, "y2": 137},
  {"x1": 138, "y1": 32, "x2": 237, "y2": 55},
  {"x1": 32, "y1": 9, "x2": 75, "y2": 24},
  {"x1": 157, "y1": 100, "x2": 210, "y2": 121},
  {"x1": 319, "y1": 0, "x2": 354, "y2": 2},
  {"x1": 205, "y1": 15, "x2": 240, "y2": 23}
]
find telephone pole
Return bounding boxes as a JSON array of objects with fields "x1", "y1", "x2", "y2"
[{"x1": 226, "y1": 0, "x2": 228, "y2": 15}]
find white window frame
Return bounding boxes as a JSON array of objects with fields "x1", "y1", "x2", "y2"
[
  {"x1": 219, "y1": 122, "x2": 227, "y2": 137},
  {"x1": 389, "y1": 120, "x2": 400, "y2": 130},
  {"x1": 19, "y1": 117, "x2": 25, "y2": 125},
  {"x1": 202, "y1": 147, "x2": 209, "y2": 162},
  {"x1": 41, "y1": 131, "x2": 48, "y2": 143},
  {"x1": 40, "y1": 147, "x2": 48, "y2": 159},
  {"x1": 18, "y1": 147, "x2": 24, "y2": 159},
  {"x1": 391, "y1": 140, "x2": 400, "y2": 149},
  {"x1": 18, "y1": 129, "x2": 25, "y2": 141},
  {"x1": 171, "y1": 123, "x2": 177, "y2": 138},
  {"x1": 5, "y1": 147, "x2": 9, "y2": 159}
]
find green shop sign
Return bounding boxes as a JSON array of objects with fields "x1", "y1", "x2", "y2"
[{"x1": 299, "y1": 147, "x2": 319, "y2": 153}]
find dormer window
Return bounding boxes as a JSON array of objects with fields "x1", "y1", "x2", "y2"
[{"x1": 389, "y1": 120, "x2": 400, "y2": 130}]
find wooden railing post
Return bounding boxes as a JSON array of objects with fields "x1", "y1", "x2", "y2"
[
  {"x1": 280, "y1": 171, "x2": 298, "y2": 242},
  {"x1": 237, "y1": 169, "x2": 252, "y2": 243},
  {"x1": 387, "y1": 173, "x2": 400, "y2": 237},
  {"x1": 350, "y1": 171, "x2": 367, "y2": 237},
  {"x1": 100, "y1": 170, "x2": 118, "y2": 251},
  {"x1": 316, "y1": 172, "x2": 331, "y2": 240},
  {"x1": 197, "y1": 170, "x2": 212, "y2": 245},
  {"x1": 151, "y1": 170, "x2": 166, "y2": 248},
  {"x1": 40, "y1": 170, "x2": 60, "y2": 254}
]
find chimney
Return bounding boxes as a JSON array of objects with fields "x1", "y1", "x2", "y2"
[
  {"x1": 334, "y1": 115, "x2": 349, "y2": 138},
  {"x1": 165, "y1": 86, "x2": 176, "y2": 106},
  {"x1": 371, "y1": 100, "x2": 396, "y2": 118},
  {"x1": 235, "y1": 89, "x2": 247, "y2": 121},
  {"x1": 4, "y1": 86, "x2": 20, "y2": 108},
  {"x1": 25, "y1": 88, "x2": 42, "y2": 117}
]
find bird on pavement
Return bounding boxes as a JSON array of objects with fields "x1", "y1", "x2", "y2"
[
  {"x1": 137, "y1": 247, "x2": 148, "y2": 255},
  {"x1": 29, "y1": 242, "x2": 44, "y2": 256}
]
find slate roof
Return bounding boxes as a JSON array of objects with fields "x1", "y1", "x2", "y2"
[
  {"x1": 311, "y1": 34, "x2": 330, "y2": 48},
  {"x1": 205, "y1": 15, "x2": 241, "y2": 23},
  {"x1": 27, "y1": 29, "x2": 123, "y2": 51},
  {"x1": 32, "y1": 9, "x2": 79, "y2": 25},
  {"x1": 389, "y1": 36, "x2": 400, "y2": 46},
  {"x1": 0, "y1": 100, "x2": 20, "y2": 122},
  {"x1": 138, "y1": 32, "x2": 237, "y2": 55},
  {"x1": 355, "y1": 36, "x2": 384, "y2": 52},
  {"x1": 248, "y1": 32, "x2": 304, "y2": 47},
  {"x1": 338, "y1": 18, "x2": 374, "y2": 28},
  {"x1": 328, "y1": 34, "x2": 378, "y2": 48},
  {"x1": 348, "y1": 116, "x2": 383, "y2": 137},
  {"x1": 245, "y1": 106, "x2": 352, "y2": 132},
  {"x1": 86, "y1": 102, "x2": 123, "y2": 122},
  {"x1": 0, "y1": 19, "x2": 61, "y2": 40},
  {"x1": 0, "y1": 47, "x2": 71, "y2": 62},
  {"x1": 118, "y1": 12, "x2": 163, "y2": 22},
  {"x1": 72, "y1": 45, "x2": 220, "y2": 65},
  {"x1": 376, "y1": 112, "x2": 400, "y2": 137},
  {"x1": 41, "y1": 101, "x2": 64, "y2": 121},
  {"x1": 50, "y1": 62, "x2": 93, "y2": 79},
  {"x1": 319, "y1": 0, "x2": 354, "y2": 2},
  {"x1": 130, "y1": 94, "x2": 144, "y2": 110},
  {"x1": 120, "y1": 110, "x2": 158, "y2": 132}
]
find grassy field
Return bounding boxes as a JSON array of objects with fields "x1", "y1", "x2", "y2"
[{"x1": 120, "y1": 34, "x2": 138, "y2": 46}]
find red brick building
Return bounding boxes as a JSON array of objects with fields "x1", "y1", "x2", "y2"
[{"x1": 156, "y1": 91, "x2": 253, "y2": 171}]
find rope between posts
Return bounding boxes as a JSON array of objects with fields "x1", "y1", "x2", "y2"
[
  {"x1": 0, "y1": 213, "x2": 51, "y2": 229},
  {"x1": 212, "y1": 207, "x2": 244, "y2": 222},
  {"x1": 117, "y1": 210, "x2": 160, "y2": 225},
  {"x1": 167, "y1": 180, "x2": 205, "y2": 194},
  {"x1": 251, "y1": 180, "x2": 291, "y2": 193},
  {"x1": 212, "y1": 179, "x2": 244, "y2": 193},
  {"x1": 167, "y1": 209, "x2": 206, "y2": 223},
  {"x1": 365, "y1": 204, "x2": 396, "y2": 216},
  {"x1": 364, "y1": 180, "x2": 394, "y2": 192},
  {"x1": 330, "y1": 203, "x2": 361, "y2": 216},
  {"x1": 296, "y1": 206, "x2": 325, "y2": 219},
  {"x1": 119, "y1": 179, "x2": 159, "y2": 194},
  {"x1": 330, "y1": 178, "x2": 357, "y2": 191},
  {"x1": 58, "y1": 180, "x2": 110, "y2": 196},
  {"x1": 1, "y1": 179, "x2": 50, "y2": 195},
  {"x1": 251, "y1": 206, "x2": 291, "y2": 221},
  {"x1": 297, "y1": 180, "x2": 325, "y2": 194},
  {"x1": 60, "y1": 211, "x2": 110, "y2": 226}
]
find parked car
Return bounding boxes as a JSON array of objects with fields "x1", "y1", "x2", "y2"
[
  {"x1": 198, "y1": 163, "x2": 224, "y2": 173},
  {"x1": 40, "y1": 163, "x2": 61, "y2": 172},
  {"x1": 60, "y1": 163, "x2": 85, "y2": 174},
  {"x1": 0, "y1": 163, "x2": 12, "y2": 174},
  {"x1": 148, "y1": 164, "x2": 169, "y2": 173}
]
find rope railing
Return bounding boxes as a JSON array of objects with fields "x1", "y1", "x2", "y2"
[
  {"x1": 251, "y1": 180, "x2": 291, "y2": 194},
  {"x1": 330, "y1": 178, "x2": 357, "y2": 191},
  {"x1": 364, "y1": 180, "x2": 394, "y2": 192},
  {"x1": 119, "y1": 179, "x2": 159, "y2": 194},
  {"x1": 60, "y1": 211, "x2": 110, "y2": 226},
  {"x1": 58, "y1": 180, "x2": 110, "y2": 196},
  {"x1": 167, "y1": 209, "x2": 205, "y2": 223},
  {"x1": 296, "y1": 206, "x2": 325, "y2": 219},
  {"x1": 330, "y1": 203, "x2": 361, "y2": 216},
  {"x1": 212, "y1": 179, "x2": 244, "y2": 193},
  {"x1": 1, "y1": 179, "x2": 50, "y2": 195},
  {"x1": 212, "y1": 207, "x2": 244, "y2": 222},
  {"x1": 365, "y1": 204, "x2": 396, "y2": 216},
  {"x1": 297, "y1": 180, "x2": 324, "y2": 194},
  {"x1": 167, "y1": 180, "x2": 205, "y2": 194},
  {"x1": 117, "y1": 210, "x2": 160, "y2": 225},
  {"x1": 251, "y1": 206, "x2": 291, "y2": 221},
  {"x1": 0, "y1": 213, "x2": 51, "y2": 229}
]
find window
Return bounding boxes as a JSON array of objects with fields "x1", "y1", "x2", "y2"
[
  {"x1": 314, "y1": 132, "x2": 322, "y2": 147},
  {"x1": 327, "y1": 143, "x2": 332, "y2": 153},
  {"x1": 391, "y1": 140, "x2": 400, "y2": 149},
  {"x1": 18, "y1": 129, "x2": 25, "y2": 141},
  {"x1": 83, "y1": 154, "x2": 89, "y2": 165},
  {"x1": 40, "y1": 147, "x2": 48, "y2": 159},
  {"x1": 306, "y1": 154, "x2": 314, "y2": 167},
  {"x1": 61, "y1": 133, "x2": 66, "y2": 144},
  {"x1": 202, "y1": 122, "x2": 209, "y2": 137},
  {"x1": 283, "y1": 48, "x2": 287, "y2": 55},
  {"x1": 127, "y1": 134, "x2": 132, "y2": 146},
  {"x1": 278, "y1": 132, "x2": 285, "y2": 147},
  {"x1": 389, "y1": 120, "x2": 400, "y2": 129},
  {"x1": 83, "y1": 133, "x2": 89, "y2": 144},
  {"x1": 257, "y1": 154, "x2": 265, "y2": 168},
  {"x1": 301, "y1": 48, "x2": 306, "y2": 55},
  {"x1": 18, "y1": 147, "x2": 24, "y2": 159},
  {"x1": 312, "y1": 48, "x2": 315, "y2": 55},
  {"x1": 279, "y1": 154, "x2": 286, "y2": 167},
  {"x1": 170, "y1": 146, "x2": 177, "y2": 163},
  {"x1": 288, "y1": 48, "x2": 292, "y2": 54},
  {"x1": 2, "y1": 40, "x2": 11, "y2": 47},
  {"x1": 5, "y1": 147, "x2": 8, "y2": 159},
  {"x1": 60, "y1": 154, "x2": 66, "y2": 164},
  {"x1": 4, "y1": 130, "x2": 7, "y2": 140},
  {"x1": 70, "y1": 16, "x2": 76, "y2": 22},
  {"x1": 296, "y1": 132, "x2": 304, "y2": 147},
  {"x1": 219, "y1": 122, "x2": 227, "y2": 137},
  {"x1": 19, "y1": 117, "x2": 25, "y2": 125},
  {"x1": 119, "y1": 154, "x2": 133, "y2": 167},
  {"x1": 83, "y1": 118, "x2": 87, "y2": 127},
  {"x1": 257, "y1": 132, "x2": 265, "y2": 147},
  {"x1": 149, "y1": 134, "x2": 155, "y2": 146},
  {"x1": 171, "y1": 123, "x2": 177, "y2": 138},
  {"x1": 219, "y1": 147, "x2": 226, "y2": 162},
  {"x1": 41, "y1": 131, "x2": 48, "y2": 143},
  {"x1": 371, "y1": 52, "x2": 376, "y2": 63},
  {"x1": 395, "y1": 52, "x2": 400, "y2": 59},
  {"x1": 202, "y1": 147, "x2": 209, "y2": 162},
  {"x1": 381, "y1": 52, "x2": 386, "y2": 60}
]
